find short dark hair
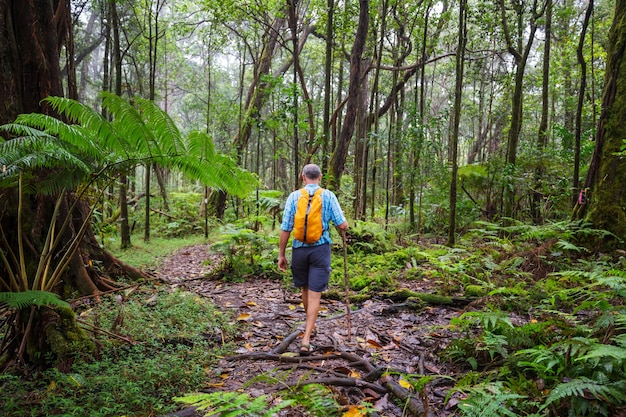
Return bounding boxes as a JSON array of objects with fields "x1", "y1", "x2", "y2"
[{"x1": 302, "y1": 164, "x2": 322, "y2": 180}]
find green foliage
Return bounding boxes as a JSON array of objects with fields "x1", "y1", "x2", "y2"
[
  {"x1": 0, "y1": 288, "x2": 237, "y2": 416},
  {"x1": 0, "y1": 290, "x2": 69, "y2": 310},
  {"x1": 284, "y1": 383, "x2": 340, "y2": 416},
  {"x1": 345, "y1": 221, "x2": 394, "y2": 254},
  {"x1": 542, "y1": 378, "x2": 626, "y2": 414},
  {"x1": 211, "y1": 224, "x2": 280, "y2": 281},
  {"x1": 456, "y1": 382, "x2": 527, "y2": 417},
  {"x1": 175, "y1": 391, "x2": 293, "y2": 417},
  {"x1": 0, "y1": 93, "x2": 258, "y2": 206}
]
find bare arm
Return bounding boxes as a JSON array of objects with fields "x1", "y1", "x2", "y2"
[{"x1": 278, "y1": 230, "x2": 291, "y2": 272}]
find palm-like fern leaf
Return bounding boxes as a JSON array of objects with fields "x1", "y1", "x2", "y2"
[
  {"x1": 543, "y1": 377, "x2": 626, "y2": 408},
  {"x1": 0, "y1": 290, "x2": 70, "y2": 310},
  {"x1": 2, "y1": 94, "x2": 258, "y2": 198}
]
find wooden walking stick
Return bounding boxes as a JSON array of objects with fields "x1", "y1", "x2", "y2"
[{"x1": 341, "y1": 229, "x2": 352, "y2": 339}]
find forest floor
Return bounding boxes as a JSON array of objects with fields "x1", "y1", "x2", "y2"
[{"x1": 157, "y1": 244, "x2": 471, "y2": 417}]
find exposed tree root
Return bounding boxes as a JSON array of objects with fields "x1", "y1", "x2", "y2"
[{"x1": 225, "y1": 331, "x2": 435, "y2": 417}]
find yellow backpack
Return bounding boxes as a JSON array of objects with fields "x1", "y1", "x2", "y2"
[{"x1": 293, "y1": 188, "x2": 324, "y2": 244}]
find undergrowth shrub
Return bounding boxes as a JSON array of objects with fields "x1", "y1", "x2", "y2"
[
  {"x1": 447, "y1": 256, "x2": 626, "y2": 416},
  {"x1": 211, "y1": 224, "x2": 281, "y2": 281}
]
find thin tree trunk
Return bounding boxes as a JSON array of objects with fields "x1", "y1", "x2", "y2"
[
  {"x1": 532, "y1": 0, "x2": 552, "y2": 224},
  {"x1": 322, "y1": 0, "x2": 334, "y2": 176},
  {"x1": 328, "y1": 0, "x2": 369, "y2": 190},
  {"x1": 447, "y1": 0, "x2": 466, "y2": 247},
  {"x1": 499, "y1": 0, "x2": 542, "y2": 220},
  {"x1": 573, "y1": 1, "x2": 593, "y2": 206}
]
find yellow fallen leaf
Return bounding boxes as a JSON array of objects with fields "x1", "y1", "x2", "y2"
[
  {"x1": 246, "y1": 301, "x2": 257, "y2": 306},
  {"x1": 205, "y1": 382, "x2": 225, "y2": 387},
  {"x1": 342, "y1": 405, "x2": 366, "y2": 417},
  {"x1": 288, "y1": 305, "x2": 296, "y2": 310},
  {"x1": 349, "y1": 370, "x2": 361, "y2": 378},
  {"x1": 356, "y1": 337, "x2": 366, "y2": 343},
  {"x1": 220, "y1": 373, "x2": 229, "y2": 379},
  {"x1": 399, "y1": 378, "x2": 413, "y2": 390},
  {"x1": 237, "y1": 313, "x2": 251, "y2": 321}
]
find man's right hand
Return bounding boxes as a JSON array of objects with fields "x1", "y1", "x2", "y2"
[{"x1": 278, "y1": 255, "x2": 289, "y2": 272}]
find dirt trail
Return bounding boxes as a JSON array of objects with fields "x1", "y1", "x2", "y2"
[{"x1": 157, "y1": 244, "x2": 466, "y2": 416}]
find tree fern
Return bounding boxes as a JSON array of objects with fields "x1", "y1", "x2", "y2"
[{"x1": 2, "y1": 94, "x2": 258, "y2": 197}]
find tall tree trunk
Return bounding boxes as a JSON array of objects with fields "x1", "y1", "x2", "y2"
[
  {"x1": 328, "y1": 0, "x2": 369, "y2": 190},
  {"x1": 532, "y1": 0, "x2": 552, "y2": 224},
  {"x1": 231, "y1": 17, "x2": 286, "y2": 161},
  {"x1": 574, "y1": 0, "x2": 626, "y2": 248},
  {"x1": 0, "y1": 0, "x2": 148, "y2": 368},
  {"x1": 108, "y1": 0, "x2": 132, "y2": 249},
  {"x1": 573, "y1": 1, "x2": 593, "y2": 206},
  {"x1": 499, "y1": 0, "x2": 542, "y2": 220},
  {"x1": 322, "y1": 0, "x2": 335, "y2": 176},
  {"x1": 447, "y1": 0, "x2": 466, "y2": 247}
]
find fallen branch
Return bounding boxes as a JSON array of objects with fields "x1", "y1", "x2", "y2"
[
  {"x1": 383, "y1": 376, "x2": 434, "y2": 417},
  {"x1": 286, "y1": 376, "x2": 387, "y2": 394}
]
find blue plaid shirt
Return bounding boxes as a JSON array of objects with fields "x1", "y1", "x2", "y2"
[{"x1": 281, "y1": 184, "x2": 346, "y2": 248}]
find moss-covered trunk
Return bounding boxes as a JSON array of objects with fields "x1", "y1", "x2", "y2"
[{"x1": 575, "y1": 0, "x2": 626, "y2": 248}]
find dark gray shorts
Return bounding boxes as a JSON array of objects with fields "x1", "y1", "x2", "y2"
[{"x1": 291, "y1": 244, "x2": 331, "y2": 292}]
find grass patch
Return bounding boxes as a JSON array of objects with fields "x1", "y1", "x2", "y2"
[
  {"x1": 0, "y1": 286, "x2": 239, "y2": 416},
  {"x1": 108, "y1": 235, "x2": 210, "y2": 269}
]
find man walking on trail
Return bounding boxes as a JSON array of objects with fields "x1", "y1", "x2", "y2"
[{"x1": 278, "y1": 164, "x2": 348, "y2": 355}]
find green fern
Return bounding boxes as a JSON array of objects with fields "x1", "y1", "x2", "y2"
[
  {"x1": 174, "y1": 391, "x2": 293, "y2": 417},
  {"x1": 1, "y1": 94, "x2": 258, "y2": 198},
  {"x1": 456, "y1": 383, "x2": 525, "y2": 417},
  {"x1": 542, "y1": 377, "x2": 626, "y2": 410},
  {"x1": 0, "y1": 290, "x2": 70, "y2": 310}
]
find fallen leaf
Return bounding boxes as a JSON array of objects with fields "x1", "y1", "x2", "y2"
[
  {"x1": 349, "y1": 370, "x2": 361, "y2": 378},
  {"x1": 398, "y1": 378, "x2": 413, "y2": 390},
  {"x1": 251, "y1": 321, "x2": 265, "y2": 327},
  {"x1": 334, "y1": 366, "x2": 351, "y2": 375},
  {"x1": 288, "y1": 305, "x2": 296, "y2": 310},
  {"x1": 237, "y1": 313, "x2": 251, "y2": 321},
  {"x1": 367, "y1": 339, "x2": 383, "y2": 349},
  {"x1": 246, "y1": 301, "x2": 257, "y2": 306},
  {"x1": 342, "y1": 405, "x2": 366, "y2": 417},
  {"x1": 205, "y1": 382, "x2": 225, "y2": 387}
]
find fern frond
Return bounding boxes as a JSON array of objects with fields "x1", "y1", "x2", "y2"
[
  {"x1": 135, "y1": 98, "x2": 187, "y2": 155},
  {"x1": 456, "y1": 382, "x2": 525, "y2": 417},
  {"x1": 543, "y1": 377, "x2": 626, "y2": 408},
  {"x1": 174, "y1": 391, "x2": 293, "y2": 416},
  {"x1": 187, "y1": 130, "x2": 216, "y2": 159},
  {"x1": 576, "y1": 344, "x2": 626, "y2": 361},
  {"x1": 0, "y1": 290, "x2": 70, "y2": 310}
]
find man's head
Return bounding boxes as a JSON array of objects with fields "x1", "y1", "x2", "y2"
[{"x1": 302, "y1": 164, "x2": 322, "y2": 181}]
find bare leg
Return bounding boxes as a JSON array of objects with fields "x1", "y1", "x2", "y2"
[{"x1": 301, "y1": 286, "x2": 321, "y2": 347}]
